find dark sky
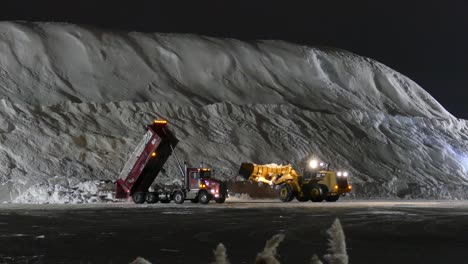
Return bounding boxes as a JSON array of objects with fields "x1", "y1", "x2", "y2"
[{"x1": 1, "y1": 1, "x2": 467, "y2": 119}]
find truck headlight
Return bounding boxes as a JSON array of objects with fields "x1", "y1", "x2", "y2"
[
  {"x1": 343, "y1": 172, "x2": 348, "y2": 177},
  {"x1": 337, "y1": 171, "x2": 342, "y2": 176}
]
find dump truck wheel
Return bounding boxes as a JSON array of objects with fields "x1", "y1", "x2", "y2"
[
  {"x1": 190, "y1": 198, "x2": 199, "y2": 203},
  {"x1": 199, "y1": 190, "x2": 211, "y2": 204},
  {"x1": 132, "y1": 192, "x2": 146, "y2": 204},
  {"x1": 173, "y1": 191, "x2": 185, "y2": 204},
  {"x1": 279, "y1": 184, "x2": 294, "y2": 202},
  {"x1": 325, "y1": 195, "x2": 339, "y2": 202},
  {"x1": 310, "y1": 186, "x2": 324, "y2": 202},
  {"x1": 145, "y1": 192, "x2": 158, "y2": 204},
  {"x1": 215, "y1": 197, "x2": 226, "y2": 203}
]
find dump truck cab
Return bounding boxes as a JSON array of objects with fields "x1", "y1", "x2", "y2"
[{"x1": 177, "y1": 167, "x2": 227, "y2": 204}]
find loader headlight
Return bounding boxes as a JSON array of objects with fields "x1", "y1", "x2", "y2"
[
  {"x1": 309, "y1": 159, "x2": 318, "y2": 169},
  {"x1": 337, "y1": 171, "x2": 342, "y2": 176}
]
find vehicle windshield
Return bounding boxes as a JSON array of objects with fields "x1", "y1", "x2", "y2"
[{"x1": 199, "y1": 170, "x2": 212, "y2": 178}]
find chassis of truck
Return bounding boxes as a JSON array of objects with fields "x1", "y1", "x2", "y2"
[
  {"x1": 238, "y1": 160, "x2": 352, "y2": 202},
  {"x1": 115, "y1": 120, "x2": 227, "y2": 204}
]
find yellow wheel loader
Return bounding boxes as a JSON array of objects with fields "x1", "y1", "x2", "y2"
[{"x1": 238, "y1": 160, "x2": 352, "y2": 202}]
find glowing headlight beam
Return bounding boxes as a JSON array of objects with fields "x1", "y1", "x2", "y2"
[{"x1": 309, "y1": 159, "x2": 318, "y2": 169}]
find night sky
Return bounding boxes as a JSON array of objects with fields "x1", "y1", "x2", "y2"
[{"x1": 1, "y1": 1, "x2": 466, "y2": 119}]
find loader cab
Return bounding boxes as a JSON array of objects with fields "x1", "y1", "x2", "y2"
[{"x1": 303, "y1": 160, "x2": 330, "y2": 179}]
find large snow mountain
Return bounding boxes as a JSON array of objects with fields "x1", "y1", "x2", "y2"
[{"x1": 0, "y1": 22, "x2": 467, "y2": 202}]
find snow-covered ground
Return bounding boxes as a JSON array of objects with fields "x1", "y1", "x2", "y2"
[
  {"x1": 0, "y1": 22, "x2": 467, "y2": 203},
  {"x1": 1, "y1": 200, "x2": 467, "y2": 263}
]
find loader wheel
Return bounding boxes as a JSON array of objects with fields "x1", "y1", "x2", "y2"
[
  {"x1": 325, "y1": 195, "x2": 339, "y2": 202},
  {"x1": 215, "y1": 197, "x2": 226, "y2": 204},
  {"x1": 145, "y1": 192, "x2": 158, "y2": 204},
  {"x1": 310, "y1": 186, "x2": 324, "y2": 202},
  {"x1": 279, "y1": 184, "x2": 294, "y2": 202},
  {"x1": 132, "y1": 192, "x2": 145, "y2": 204},
  {"x1": 173, "y1": 191, "x2": 185, "y2": 204},
  {"x1": 198, "y1": 190, "x2": 211, "y2": 204}
]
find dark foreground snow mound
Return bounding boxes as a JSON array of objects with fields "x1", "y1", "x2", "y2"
[{"x1": 0, "y1": 22, "x2": 466, "y2": 202}]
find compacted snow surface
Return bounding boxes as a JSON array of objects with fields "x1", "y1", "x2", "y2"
[{"x1": 0, "y1": 22, "x2": 467, "y2": 203}]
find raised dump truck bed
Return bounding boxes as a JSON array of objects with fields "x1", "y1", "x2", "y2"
[
  {"x1": 115, "y1": 120, "x2": 178, "y2": 200},
  {"x1": 115, "y1": 120, "x2": 227, "y2": 205}
]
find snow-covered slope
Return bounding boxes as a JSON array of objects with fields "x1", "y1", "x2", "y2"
[{"x1": 0, "y1": 22, "x2": 467, "y2": 202}]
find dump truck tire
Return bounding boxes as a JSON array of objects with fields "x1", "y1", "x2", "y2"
[
  {"x1": 325, "y1": 195, "x2": 339, "y2": 202},
  {"x1": 173, "y1": 191, "x2": 185, "y2": 204},
  {"x1": 145, "y1": 192, "x2": 158, "y2": 204},
  {"x1": 215, "y1": 197, "x2": 226, "y2": 203},
  {"x1": 132, "y1": 192, "x2": 146, "y2": 204},
  {"x1": 199, "y1": 190, "x2": 211, "y2": 204},
  {"x1": 279, "y1": 184, "x2": 294, "y2": 202},
  {"x1": 310, "y1": 186, "x2": 324, "y2": 202}
]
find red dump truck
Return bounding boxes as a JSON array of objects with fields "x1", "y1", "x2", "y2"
[{"x1": 115, "y1": 120, "x2": 227, "y2": 204}]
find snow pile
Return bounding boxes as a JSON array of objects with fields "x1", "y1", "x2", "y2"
[
  {"x1": 0, "y1": 22, "x2": 467, "y2": 202},
  {"x1": 13, "y1": 180, "x2": 114, "y2": 204}
]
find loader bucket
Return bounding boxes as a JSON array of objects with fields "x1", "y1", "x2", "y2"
[{"x1": 238, "y1": 163, "x2": 255, "y2": 180}]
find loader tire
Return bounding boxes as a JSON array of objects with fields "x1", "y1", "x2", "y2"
[
  {"x1": 145, "y1": 192, "x2": 158, "y2": 204},
  {"x1": 132, "y1": 192, "x2": 145, "y2": 204},
  {"x1": 173, "y1": 191, "x2": 185, "y2": 204},
  {"x1": 325, "y1": 195, "x2": 339, "y2": 202},
  {"x1": 310, "y1": 186, "x2": 324, "y2": 202},
  {"x1": 198, "y1": 190, "x2": 211, "y2": 205},
  {"x1": 279, "y1": 184, "x2": 294, "y2": 202}
]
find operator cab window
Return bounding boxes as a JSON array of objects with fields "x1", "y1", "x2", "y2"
[
  {"x1": 200, "y1": 170, "x2": 211, "y2": 178},
  {"x1": 190, "y1": 172, "x2": 200, "y2": 179}
]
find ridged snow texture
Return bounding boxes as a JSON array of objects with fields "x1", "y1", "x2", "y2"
[{"x1": 0, "y1": 22, "x2": 467, "y2": 202}]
